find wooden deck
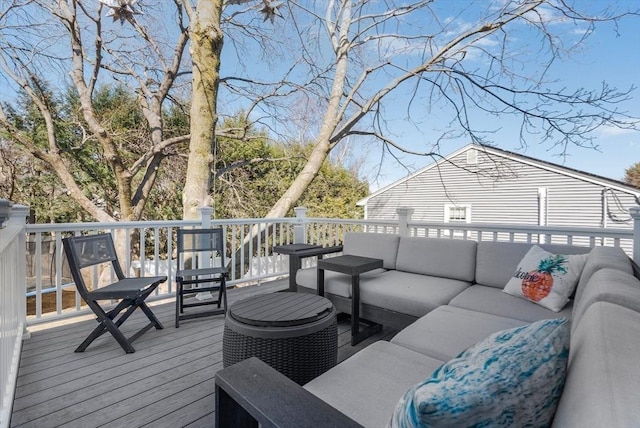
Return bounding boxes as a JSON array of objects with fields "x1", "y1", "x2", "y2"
[{"x1": 11, "y1": 282, "x2": 397, "y2": 428}]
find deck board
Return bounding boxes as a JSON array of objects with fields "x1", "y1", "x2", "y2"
[{"x1": 11, "y1": 282, "x2": 398, "y2": 427}]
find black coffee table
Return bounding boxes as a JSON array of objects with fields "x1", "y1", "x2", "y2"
[
  {"x1": 317, "y1": 255, "x2": 383, "y2": 345},
  {"x1": 223, "y1": 292, "x2": 337, "y2": 385}
]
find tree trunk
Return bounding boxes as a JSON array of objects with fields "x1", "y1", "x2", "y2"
[
  {"x1": 263, "y1": 1, "x2": 353, "y2": 219},
  {"x1": 183, "y1": 0, "x2": 224, "y2": 220}
]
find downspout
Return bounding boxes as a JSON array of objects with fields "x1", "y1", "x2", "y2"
[
  {"x1": 601, "y1": 188, "x2": 609, "y2": 246},
  {"x1": 601, "y1": 188, "x2": 609, "y2": 229},
  {"x1": 538, "y1": 188, "x2": 547, "y2": 244}
]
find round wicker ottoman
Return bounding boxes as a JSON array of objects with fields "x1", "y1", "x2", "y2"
[{"x1": 223, "y1": 292, "x2": 337, "y2": 385}]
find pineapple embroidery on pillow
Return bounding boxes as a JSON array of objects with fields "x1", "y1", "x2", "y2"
[
  {"x1": 515, "y1": 254, "x2": 568, "y2": 302},
  {"x1": 503, "y1": 246, "x2": 588, "y2": 311}
]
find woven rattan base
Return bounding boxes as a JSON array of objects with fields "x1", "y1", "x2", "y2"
[
  {"x1": 223, "y1": 319, "x2": 337, "y2": 385},
  {"x1": 223, "y1": 293, "x2": 338, "y2": 385}
]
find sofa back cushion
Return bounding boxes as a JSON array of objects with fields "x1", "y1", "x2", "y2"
[
  {"x1": 475, "y1": 241, "x2": 590, "y2": 289},
  {"x1": 552, "y1": 302, "x2": 640, "y2": 427},
  {"x1": 395, "y1": 237, "x2": 477, "y2": 282},
  {"x1": 574, "y1": 246, "x2": 633, "y2": 304},
  {"x1": 571, "y1": 268, "x2": 640, "y2": 334},
  {"x1": 343, "y1": 232, "x2": 400, "y2": 270}
]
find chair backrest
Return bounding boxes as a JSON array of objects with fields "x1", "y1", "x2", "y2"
[
  {"x1": 176, "y1": 228, "x2": 225, "y2": 271},
  {"x1": 62, "y1": 234, "x2": 125, "y2": 297}
]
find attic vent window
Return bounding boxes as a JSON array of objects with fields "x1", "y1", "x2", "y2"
[{"x1": 466, "y1": 149, "x2": 478, "y2": 164}]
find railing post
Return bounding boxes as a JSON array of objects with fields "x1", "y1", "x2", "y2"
[
  {"x1": 396, "y1": 207, "x2": 414, "y2": 237},
  {"x1": 293, "y1": 207, "x2": 308, "y2": 244},
  {"x1": 8, "y1": 204, "x2": 29, "y2": 338},
  {"x1": 630, "y1": 206, "x2": 640, "y2": 266},
  {"x1": 198, "y1": 207, "x2": 214, "y2": 228}
]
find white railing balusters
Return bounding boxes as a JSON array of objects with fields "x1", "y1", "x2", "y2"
[
  {"x1": 7, "y1": 205, "x2": 637, "y2": 326},
  {"x1": 1, "y1": 204, "x2": 28, "y2": 428}
]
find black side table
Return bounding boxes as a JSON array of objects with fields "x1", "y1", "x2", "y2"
[
  {"x1": 317, "y1": 255, "x2": 383, "y2": 345},
  {"x1": 223, "y1": 292, "x2": 337, "y2": 385},
  {"x1": 274, "y1": 243, "x2": 343, "y2": 291}
]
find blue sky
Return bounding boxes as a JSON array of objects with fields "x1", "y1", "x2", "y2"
[
  {"x1": 355, "y1": 3, "x2": 640, "y2": 190},
  {"x1": 2, "y1": 1, "x2": 636, "y2": 191}
]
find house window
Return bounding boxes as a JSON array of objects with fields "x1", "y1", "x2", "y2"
[
  {"x1": 444, "y1": 204, "x2": 471, "y2": 238},
  {"x1": 448, "y1": 206, "x2": 468, "y2": 222},
  {"x1": 445, "y1": 204, "x2": 471, "y2": 223}
]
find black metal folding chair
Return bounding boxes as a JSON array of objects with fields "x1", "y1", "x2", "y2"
[
  {"x1": 62, "y1": 233, "x2": 166, "y2": 353},
  {"x1": 175, "y1": 227, "x2": 229, "y2": 327}
]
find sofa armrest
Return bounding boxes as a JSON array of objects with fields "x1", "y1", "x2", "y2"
[{"x1": 215, "y1": 357, "x2": 362, "y2": 428}]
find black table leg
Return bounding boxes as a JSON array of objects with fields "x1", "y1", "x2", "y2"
[
  {"x1": 317, "y1": 267, "x2": 325, "y2": 297},
  {"x1": 288, "y1": 255, "x2": 301, "y2": 292},
  {"x1": 351, "y1": 274, "x2": 359, "y2": 341},
  {"x1": 350, "y1": 274, "x2": 382, "y2": 346}
]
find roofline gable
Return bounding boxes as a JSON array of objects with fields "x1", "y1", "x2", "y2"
[{"x1": 357, "y1": 144, "x2": 640, "y2": 206}]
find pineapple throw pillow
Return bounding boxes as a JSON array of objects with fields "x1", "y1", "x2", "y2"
[{"x1": 503, "y1": 246, "x2": 588, "y2": 311}]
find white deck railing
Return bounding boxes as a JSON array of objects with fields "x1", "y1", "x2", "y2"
[
  {"x1": 1, "y1": 203, "x2": 639, "y2": 423},
  {"x1": 21, "y1": 209, "x2": 401, "y2": 325},
  {"x1": 24, "y1": 210, "x2": 301, "y2": 324},
  {"x1": 18, "y1": 206, "x2": 640, "y2": 326},
  {"x1": 1, "y1": 205, "x2": 28, "y2": 428}
]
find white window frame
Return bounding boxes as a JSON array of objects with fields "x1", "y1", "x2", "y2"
[{"x1": 444, "y1": 204, "x2": 472, "y2": 237}]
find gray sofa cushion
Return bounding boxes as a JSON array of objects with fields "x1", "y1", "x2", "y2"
[
  {"x1": 344, "y1": 232, "x2": 400, "y2": 270},
  {"x1": 391, "y1": 306, "x2": 527, "y2": 361},
  {"x1": 574, "y1": 246, "x2": 633, "y2": 304},
  {"x1": 449, "y1": 284, "x2": 572, "y2": 322},
  {"x1": 552, "y1": 302, "x2": 640, "y2": 427},
  {"x1": 304, "y1": 340, "x2": 443, "y2": 428},
  {"x1": 571, "y1": 268, "x2": 640, "y2": 332},
  {"x1": 395, "y1": 237, "x2": 477, "y2": 282},
  {"x1": 359, "y1": 270, "x2": 471, "y2": 318},
  {"x1": 296, "y1": 267, "x2": 387, "y2": 298},
  {"x1": 475, "y1": 241, "x2": 590, "y2": 289}
]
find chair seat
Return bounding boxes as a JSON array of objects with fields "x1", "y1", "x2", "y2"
[{"x1": 88, "y1": 276, "x2": 167, "y2": 300}]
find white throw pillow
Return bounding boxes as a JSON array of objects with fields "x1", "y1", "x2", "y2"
[{"x1": 503, "y1": 246, "x2": 588, "y2": 311}]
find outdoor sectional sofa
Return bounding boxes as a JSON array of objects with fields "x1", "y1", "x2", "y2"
[{"x1": 215, "y1": 232, "x2": 640, "y2": 427}]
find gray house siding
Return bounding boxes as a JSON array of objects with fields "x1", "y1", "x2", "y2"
[{"x1": 362, "y1": 147, "x2": 638, "y2": 237}]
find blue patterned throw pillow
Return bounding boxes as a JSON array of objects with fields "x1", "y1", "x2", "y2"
[{"x1": 389, "y1": 317, "x2": 570, "y2": 428}]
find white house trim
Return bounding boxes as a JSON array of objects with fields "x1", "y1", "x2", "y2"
[{"x1": 357, "y1": 144, "x2": 640, "y2": 206}]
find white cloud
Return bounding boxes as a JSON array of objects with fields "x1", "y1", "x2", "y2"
[{"x1": 597, "y1": 125, "x2": 639, "y2": 137}]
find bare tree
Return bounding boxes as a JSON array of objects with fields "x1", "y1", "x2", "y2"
[
  {"x1": 1, "y1": 0, "x2": 637, "y2": 227},
  {"x1": 180, "y1": 0, "x2": 283, "y2": 220},
  {"x1": 219, "y1": 0, "x2": 638, "y2": 218},
  {"x1": 0, "y1": 0, "x2": 191, "y2": 222},
  {"x1": 180, "y1": 0, "x2": 223, "y2": 220}
]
